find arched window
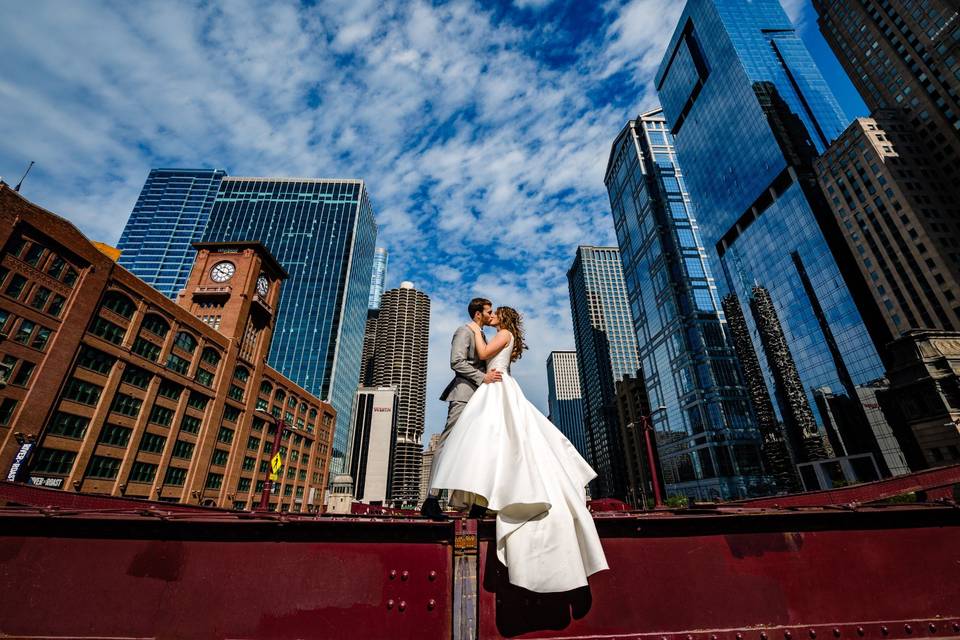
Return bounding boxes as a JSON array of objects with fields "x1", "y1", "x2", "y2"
[
  {"x1": 234, "y1": 366, "x2": 250, "y2": 382},
  {"x1": 200, "y1": 347, "x2": 221, "y2": 367},
  {"x1": 260, "y1": 381, "x2": 273, "y2": 396},
  {"x1": 173, "y1": 331, "x2": 197, "y2": 354},
  {"x1": 140, "y1": 313, "x2": 170, "y2": 338},
  {"x1": 101, "y1": 290, "x2": 136, "y2": 319},
  {"x1": 274, "y1": 389, "x2": 286, "y2": 403}
]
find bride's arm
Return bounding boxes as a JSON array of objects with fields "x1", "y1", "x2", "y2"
[{"x1": 473, "y1": 327, "x2": 511, "y2": 361}]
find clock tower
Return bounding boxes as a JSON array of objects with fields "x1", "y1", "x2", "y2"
[{"x1": 177, "y1": 241, "x2": 288, "y2": 365}]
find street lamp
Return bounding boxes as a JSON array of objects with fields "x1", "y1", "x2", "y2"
[
  {"x1": 639, "y1": 405, "x2": 667, "y2": 509},
  {"x1": 256, "y1": 409, "x2": 288, "y2": 512}
]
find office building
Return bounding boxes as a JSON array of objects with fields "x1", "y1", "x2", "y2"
[
  {"x1": 815, "y1": 115, "x2": 960, "y2": 334},
  {"x1": 0, "y1": 184, "x2": 336, "y2": 511},
  {"x1": 568, "y1": 246, "x2": 640, "y2": 499},
  {"x1": 655, "y1": 0, "x2": 886, "y2": 470},
  {"x1": 359, "y1": 248, "x2": 388, "y2": 386},
  {"x1": 117, "y1": 169, "x2": 227, "y2": 299},
  {"x1": 201, "y1": 177, "x2": 378, "y2": 476},
  {"x1": 369, "y1": 247, "x2": 388, "y2": 310},
  {"x1": 613, "y1": 372, "x2": 663, "y2": 509},
  {"x1": 546, "y1": 351, "x2": 586, "y2": 458},
  {"x1": 347, "y1": 386, "x2": 397, "y2": 504},
  {"x1": 605, "y1": 109, "x2": 771, "y2": 500},
  {"x1": 371, "y1": 282, "x2": 430, "y2": 506},
  {"x1": 419, "y1": 432, "x2": 442, "y2": 507},
  {"x1": 813, "y1": 0, "x2": 960, "y2": 190}
]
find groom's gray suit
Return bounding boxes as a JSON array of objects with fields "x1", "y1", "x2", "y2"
[{"x1": 439, "y1": 324, "x2": 486, "y2": 435}]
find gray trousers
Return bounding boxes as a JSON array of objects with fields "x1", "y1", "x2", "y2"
[{"x1": 427, "y1": 400, "x2": 468, "y2": 498}]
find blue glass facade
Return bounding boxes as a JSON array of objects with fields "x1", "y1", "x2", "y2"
[
  {"x1": 568, "y1": 246, "x2": 640, "y2": 499},
  {"x1": 369, "y1": 247, "x2": 388, "y2": 310},
  {"x1": 118, "y1": 169, "x2": 227, "y2": 298},
  {"x1": 655, "y1": 0, "x2": 884, "y2": 444},
  {"x1": 605, "y1": 109, "x2": 771, "y2": 500},
  {"x1": 202, "y1": 178, "x2": 378, "y2": 474},
  {"x1": 546, "y1": 351, "x2": 587, "y2": 458}
]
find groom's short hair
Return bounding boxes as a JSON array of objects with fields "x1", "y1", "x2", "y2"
[{"x1": 468, "y1": 297, "x2": 492, "y2": 319}]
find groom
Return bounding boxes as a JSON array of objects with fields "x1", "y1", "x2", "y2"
[{"x1": 420, "y1": 297, "x2": 503, "y2": 520}]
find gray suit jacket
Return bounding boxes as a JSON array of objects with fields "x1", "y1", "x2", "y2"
[{"x1": 439, "y1": 325, "x2": 486, "y2": 402}]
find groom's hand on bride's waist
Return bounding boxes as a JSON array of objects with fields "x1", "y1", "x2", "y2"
[{"x1": 483, "y1": 369, "x2": 502, "y2": 384}]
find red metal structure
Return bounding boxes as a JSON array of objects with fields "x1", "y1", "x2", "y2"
[{"x1": 1, "y1": 469, "x2": 959, "y2": 639}]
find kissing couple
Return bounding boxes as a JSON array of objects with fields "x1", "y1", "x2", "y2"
[{"x1": 423, "y1": 297, "x2": 608, "y2": 594}]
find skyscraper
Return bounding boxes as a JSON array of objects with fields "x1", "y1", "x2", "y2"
[
  {"x1": 117, "y1": 168, "x2": 227, "y2": 298},
  {"x1": 655, "y1": 0, "x2": 885, "y2": 464},
  {"x1": 348, "y1": 386, "x2": 398, "y2": 504},
  {"x1": 546, "y1": 351, "x2": 586, "y2": 458},
  {"x1": 371, "y1": 282, "x2": 430, "y2": 506},
  {"x1": 813, "y1": 1, "x2": 960, "y2": 189},
  {"x1": 605, "y1": 109, "x2": 771, "y2": 500},
  {"x1": 369, "y1": 247, "x2": 388, "y2": 310},
  {"x1": 568, "y1": 246, "x2": 640, "y2": 499},
  {"x1": 201, "y1": 177, "x2": 378, "y2": 475}
]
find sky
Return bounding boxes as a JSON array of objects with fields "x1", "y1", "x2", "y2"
[{"x1": 0, "y1": 0, "x2": 867, "y2": 440}]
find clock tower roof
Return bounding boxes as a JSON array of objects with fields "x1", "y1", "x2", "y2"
[{"x1": 192, "y1": 241, "x2": 288, "y2": 280}]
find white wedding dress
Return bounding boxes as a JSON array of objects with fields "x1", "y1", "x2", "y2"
[{"x1": 429, "y1": 335, "x2": 609, "y2": 593}]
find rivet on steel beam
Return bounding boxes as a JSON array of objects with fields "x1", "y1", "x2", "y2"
[
  {"x1": 736, "y1": 633, "x2": 743, "y2": 640},
  {"x1": 399, "y1": 601, "x2": 407, "y2": 612},
  {"x1": 711, "y1": 634, "x2": 718, "y2": 640},
  {"x1": 833, "y1": 629, "x2": 841, "y2": 638},
  {"x1": 808, "y1": 630, "x2": 816, "y2": 639},
  {"x1": 389, "y1": 570, "x2": 397, "y2": 580},
  {"x1": 857, "y1": 627, "x2": 865, "y2": 636},
  {"x1": 904, "y1": 625, "x2": 913, "y2": 634},
  {"x1": 928, "y1": 624, "x2": 936, "y2": 633},
  {"x1": 429, "y1": 570, "x2": 437, "y2": 581},
  {"x1": 687, "y1": 634, "x2": 694, "y2": 640},
  {"x1": 401, "y1": 570, "x2": 410, "y2": 581},
  {"x1": 881, "y1": 627, "x2": 889, "y2": 636},
  {"x1": 785, "y1": 631, "x2": 792, "y2": 640},
  {"x1": 953, "y1": 624, "x2": 960, "y2": 633},
  {"x1": 761, "y1": 632, "x2": 768, "y2": 640},
  {"x1": 427, "y1": 599, "x2": 436, "y2": 611},
  {"x1": 387, "y1": 599, "x2": 395, "y2": 610}
]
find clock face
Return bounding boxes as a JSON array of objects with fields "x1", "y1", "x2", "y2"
[
  {"x1": 210, "y1": 261, "x2": 236, "y2": 283},
  {"x1": 256, "y1": 275, "x2": 269, "y2": 297}
]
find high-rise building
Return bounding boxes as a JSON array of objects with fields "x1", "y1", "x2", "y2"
[
  {"x1": 369, "y1": 247, "x2": 388, "y2": 311},
  {"x1": 0, "y1": 184, "x2": 336, "y2": 512},
  {"x1": 117, "y1": 169, "x2": 227, "y2": 299},
  {"x1": 546, "y1": 351, "x2": 586, "y2": 458},
  {"x1": 419, "y1": 433, "x2": 443, "y2": 507},
  {"x1": 614, "y1": 372, "x2": 662, "y2": 509},
  {"x1": 655, "y1": 0, "x2": 886, "y2": 466},
  {"x1": 605, "y1": 109, "x2": 771, "y2": 500},
  {"x1": 813, "y1": 0, "x2": 960, "y2": 190},
  {"x1": 814, "y1": 115, "x2": 960, "y2": 334},
  {"x1": 371, "y1": 282, "x2": 430, "y2": 506},
  {"x1": 347, "y1": 386, "x2": 398, "y2": 504},
  {"x1": 567, "y1": 246, "x2": 640, "y2": 500},
  {"x1": 201, "y1": 177, "x2": 377, "y2": 476}
]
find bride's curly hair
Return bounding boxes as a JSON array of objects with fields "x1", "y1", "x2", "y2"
[{"x1": 496, "y1": 306, "x2": 528, "y2": 362}]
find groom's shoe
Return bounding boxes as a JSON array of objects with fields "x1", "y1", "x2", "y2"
[
  {"x1": 467, "y1": 503, "x2": 488, "y2": 518},
  {"x1": 420, "y1": 497, "x2": 449, "y2": 521}
]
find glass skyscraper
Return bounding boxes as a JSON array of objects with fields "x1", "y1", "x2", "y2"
[
  {"x1": 117, "y1": 168, "x2": 227, "y2": 298},
  {"x1": 605, "y1": 109, "x2": 771, "y2": 500},
  {"x1": 369, "y1": 247, "x2": 388, "y2": 310},
  {"x1": 655, "y1": 0, "x2": 885, "y2": 458},
  {"x1": 201, "y1": 178, "x2": 378, "y2": 474},
  {"x1": 546, "y1": 351, "x2": 587, "y2": 459},
  {"x1": 568, "y1": 246, "x2": 640, "y2": 499}
]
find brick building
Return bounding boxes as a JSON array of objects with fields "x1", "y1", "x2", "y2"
[{"x1": 0, "y1": 183, "x2": 335, "y2": 512}]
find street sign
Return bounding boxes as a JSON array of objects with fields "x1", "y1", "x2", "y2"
[
  {"x1": 271, "y1": 453, "x2": 283, "y2": 473},
  {"x1": 269, "y1": 472, "x2": 279, "y2": 481}
]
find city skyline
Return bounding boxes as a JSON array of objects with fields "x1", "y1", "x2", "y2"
[{"x1": 0, "y1": 0, "x2": 876, "y2": 442}]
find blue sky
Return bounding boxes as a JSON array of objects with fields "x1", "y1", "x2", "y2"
[{"x1": 0, "y1": 0, "x2": 867, "y2": 439}]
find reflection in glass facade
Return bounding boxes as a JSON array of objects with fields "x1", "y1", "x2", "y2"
[
  {"x1": 655, "y1": 0, "x2": 885, "y2": 453},
  {"x1": 605, "y1": 109, "x2": 771, "y2": 500},
  {"x1": 202, "y1": 178, "x2": 378, "y2": 475},
  {"x1": 369, "y1": 247, "x2": 388, "y2": 310},
  {"x1": 546, "y1": 351, "x2": 587, "y2": 459},
  {"x1": 118, "y1": 169, "x2": 227, "y2": 298},
  {"x1": 568, "y1": 246, "x2": 640, "y2": 499}
]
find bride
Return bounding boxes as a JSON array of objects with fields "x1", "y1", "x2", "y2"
[{"x1": 429, "y1": 306, "x2": 608, "y2": 594}]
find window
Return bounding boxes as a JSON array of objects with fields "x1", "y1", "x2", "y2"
[
  {"x1": 62, "y1": 268, "x2": 79, "y2": 287},
  {"x1": 205, "y1": 473, "x2": 223, "y2": 489},
  {"x1": 46, "y1": 256, "x2": 65, "y2": 279},
  {"x1": 30, "y1": 286, "x2": 51, "y2": 311},
  {"x1": 99, "y1": 423, "x2": 132, "y2": 447},
  {"x1": 86, "y1": 455, "x2": 121, "y2": 479},
  {"x1": 256, "y1": 398, "x2": 269, "y2": 411},
  {"x1": 164, "y1": 466, "x2": 187, "y2": 486},
  {"x1": 129, "y1": 461, "x2": 157, "y2": 483},
  {"x1": 180, "y1": 414, "x2": 201, "y2": 434},
  {"x1": 223, "y1": 405, "x2": 241, "y2": 423},
  {"x1": 200, "y1": 348, "x2": 220, "y2": 366},
  {"x1": 0, "y1": 398, "x2": 18, "y2": 425},
  {"x1": 139, "y1": 432, "x2": 167, "y2": 453},
  {"x1": 217, "y1": 426, "x2": 234, "y2": 444},
  {"x1": 234, "y1": 366, "x2": 249, "y2": 382},
  {"x1": 131, "y1": 337, "x2": 161, "y2": 362},
  {"x1": 228, "y1": 385, "x2": 244, "y2": 401},
  {"x1": 140, "y1": 314, "x2": 169, "y2": 338},
  {"x1": 31, "y1": 327, "x2": 52, "y2": 351},
  {"x1": 110, "y1": 393, "x2": 142, "y2": 417},
  {"x1": 211, "y1": 449, "x2": 229, "y2": 466},
  {"x1": 90, "y1": 317, "x2": 126, "y2": 345},
  {"x1": 684, "y1": 257, "x2": 706, "y2": 278},
  {"x1": 242, "y1": 456, "x2": 256, "y2": 471},
  {"x1": 166, "y1": 353, "x2": 190, "y2": 375},
  {"x1": 47, "y1": 411, "x2": 89, "y2": 439},
  {"x1": 31, "y1": 448, "x2": 76, "y2": 475},
  {"x1": 247, "y1": 436, "x2": 261, "y2": 451},
  {"x1": 148, "y1": 405, "x2": 174, "y2": 427},
  {"x1": 13, "y1": 319, "x2": 35, "y2": 344},
  {"x1": 23, "y1": 243, "x2": 45, "y2": 266},
  {"x1": 187, "y1": 393, "x2": 208, "y2": 411},
  {"x1": 157, "y1": 380, "x2": 183, "y2": 401},
  {"x1": 101, "y1": 291, "x2": 135, "y2": 318},
  {"x1": 5, "y1": 273, "x2": 28, "y2": 298},
  {"x1": 259, "y1": 460, "x2": 269, "y2": 473},
  {"x1": 287, "y1": 395, "x2": 297, "y2": 409},
  {"x1": 62, "y1": 378, "x2": 103, "y2": 406},
  {"x1": 11, "y1": 361, "x2": 35, "y2": 386},
  {"x1": 173, "y1": 332, "x2": 197, "y2": 354},
  {"x1": 121, "y1": 365, "x2": 151, "y2": 389},
  {"x1": 195, "y1": 368, "x2": 214, "y2": 387},
  {"x1": 76, "y1": 345, "x2": 115, "y2": 375},
  {"x1": 237, "y1": 477, "x2": 251, "y2": 491},
  {"x1": 171, "y1": 439, "x2": 195, "y2": 459},
  {"x1": 260, "y1": 381, "x2": 273, "y2": 396}
]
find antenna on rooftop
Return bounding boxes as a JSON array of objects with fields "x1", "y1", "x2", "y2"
[{"x1": 14, "y1": 161, "x2": 35, "y2": 193}]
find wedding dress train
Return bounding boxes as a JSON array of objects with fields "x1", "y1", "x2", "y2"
[{"x1": 429, "y1": 336, "x2": 608, "y2": 593}]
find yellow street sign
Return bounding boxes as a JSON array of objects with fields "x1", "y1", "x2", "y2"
[
  {"x1": 271, "y1": 453, "x2": 283, "y2": 473},
  {"x1": 269, "y1": 472, "x2": 279, "y2": 481}
]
